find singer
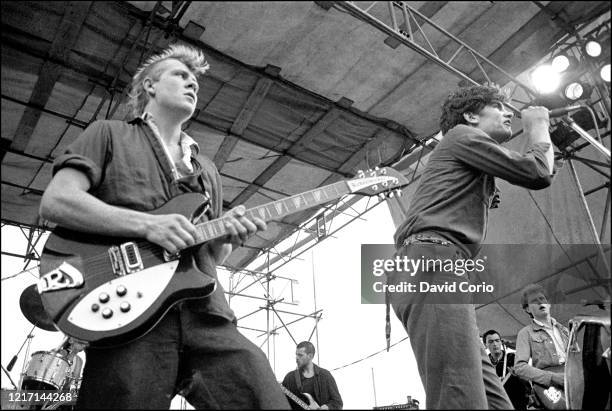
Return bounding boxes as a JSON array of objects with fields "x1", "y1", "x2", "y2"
[{"x1": 387, "y1": 84, "x2": 559, "y2": 409}]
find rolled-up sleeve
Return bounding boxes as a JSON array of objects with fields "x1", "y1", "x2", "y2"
[
  {"x1": 52, "y1": 120, "x2": 111, "y2": 190},
  {"x1": 450, "y1": 129, "x2": 553, "y2": 190},
  {"x1": 514, "y1": 327, "x2": 554, "y2": 386}
]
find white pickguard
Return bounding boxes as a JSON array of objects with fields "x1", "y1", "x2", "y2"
[{"x1": 67, "y1": 260, "x2": 179, "y2": 331}]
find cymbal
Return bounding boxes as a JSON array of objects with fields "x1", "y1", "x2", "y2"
[{"x1": 19, "y1": 284, "x2": 57, "y2": 332}]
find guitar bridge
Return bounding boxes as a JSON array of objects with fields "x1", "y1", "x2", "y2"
[
  {"x1": 38, "y1": 262, "x2": 84, "y2": 292},
  {"x1": 108, "y1": 242, "x2": 144, "y2": 276}
]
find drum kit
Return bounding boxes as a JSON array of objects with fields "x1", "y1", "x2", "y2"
[{"x1": 5, "y1": 285, "x2": 86, "y2": 410}]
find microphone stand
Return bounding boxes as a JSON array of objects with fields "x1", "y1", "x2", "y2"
[{"x1": 561, "y1": 115, "x2": 611, "y2": 163}]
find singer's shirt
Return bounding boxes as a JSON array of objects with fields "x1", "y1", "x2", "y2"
[{"x1": 394, "y1": 124, "x2": 554, "y2": 258}]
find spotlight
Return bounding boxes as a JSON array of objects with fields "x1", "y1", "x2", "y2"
[
  {"x1": 531, "y1": 65, "x2": 561, "y2": 94},
  {"x1": 601, "y1": 63, "x2": 610, "y2": 82},
  {"x1": 551, "y1": 55, "x2": 570, "y2": 73},
  {"x1": 563, "y1": 82, "x2": 592, "y2": 101},
  {"x1": 585, "y1": 40, "x2": 602, "y2": 57}
]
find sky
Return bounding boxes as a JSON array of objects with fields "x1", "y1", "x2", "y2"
[{"x1": 1, "y1": 197, "x2": 425, "y2": 409}]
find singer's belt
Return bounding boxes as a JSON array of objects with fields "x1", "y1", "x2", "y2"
[{"x1": 401, "y1": 232, "x2": 452, "y2": 247}]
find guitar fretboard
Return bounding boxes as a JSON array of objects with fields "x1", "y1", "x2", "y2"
[
  {"x1": 194, "y1": 181, "x2": 349, "y2": 244},
  {"x1": 279, "y1": 384, "x2": 310, "y2": 410}
]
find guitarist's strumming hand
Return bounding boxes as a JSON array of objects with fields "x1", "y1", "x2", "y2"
[
  {"x1": 143, "y1": 213, "x2": 199, "y2": 254},
  {"x1": 209, "y1": 205, "x2": 267, "y2": 265}
]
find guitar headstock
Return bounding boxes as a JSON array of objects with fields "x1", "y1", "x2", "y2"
[{"x1": 346, "y1": 167, "x2": 409, "y2": 199}]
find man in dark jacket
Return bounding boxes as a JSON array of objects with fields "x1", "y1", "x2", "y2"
[{"x1": 282, "y1": 341, "x2": 343, "y2": 410}]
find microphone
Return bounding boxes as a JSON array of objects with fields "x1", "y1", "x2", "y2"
[{"x1": 549, "y1": 104, "x2": 582, "y2": 117}]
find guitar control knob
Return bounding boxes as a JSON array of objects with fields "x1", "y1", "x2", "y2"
[
  {"x1": 102, "y1": 308, "x2": 113, "y2": 319},
  {"x1": 91, "y1": 304, "x2": 100, "y2": 312},
  {"x1": 120, "y1": 302, "x2": 131, "y2": 313},
  {"x1": 116, "y1": 285, "x2": 127, "y2": 297},
  {"x1": 99, "y1": 293, "x2": 110, "y2": 303}
]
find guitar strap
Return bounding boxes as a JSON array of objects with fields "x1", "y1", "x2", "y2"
[{"x1": 294, "y1": 369, "x2": 303, "y2": 392}]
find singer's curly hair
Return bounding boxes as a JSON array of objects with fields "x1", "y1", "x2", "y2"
[
  {"x1": 439, "y1": 84, "x2": 510, "y2": 134},
  {"x1": 126, "y1": 43, "x2": 210, "y2": 118}
]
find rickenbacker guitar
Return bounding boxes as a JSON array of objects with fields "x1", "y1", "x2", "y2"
[
  {"x1": 533, "y1": 365, "x2": 566, "y2": 410},
  {"x1": 37, "y1": 167, "x2": 406, "y2": 347},
  {"x1": 279, "y1": 384, "x2": 319, "y2": 410}
]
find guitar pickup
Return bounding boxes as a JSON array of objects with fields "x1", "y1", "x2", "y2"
[
  {"x1": 108, "y1": 242, "x2": 144, "y2": 276},
  {"x1": 38, "y1": 262, "x2": 84, "y2": 292}
]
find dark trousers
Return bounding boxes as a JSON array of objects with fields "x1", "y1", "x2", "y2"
[
  {"x1": 76, "y1": 306, "x2": 290, "y2": 409},
  {"x1": 389, "y1": 241, "x2": 513, "y2": 409}
]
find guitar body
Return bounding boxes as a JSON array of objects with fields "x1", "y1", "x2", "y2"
[
  {"x1": 38, "y1": 193, "x2": 217, "y2": 347},
  {"x1": 533, "y1": 365, "x2": 566, "y2": 410}
]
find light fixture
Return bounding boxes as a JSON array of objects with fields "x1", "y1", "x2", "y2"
[
  {"x1": 600, "y1": 63, "x2": 610, "y2": 82},
  {"x1": 531, "y1": 64, "x2": 561, "y2": 94},
  {"x1": 563, "y1": 82, "x2": 592, "y2": 101},
  {"x1": 585, "y1": 40, "x2": 602, "y2": 57},
  {"x1": 552, "y1": 55, "x2": 570, "y2": 73}
]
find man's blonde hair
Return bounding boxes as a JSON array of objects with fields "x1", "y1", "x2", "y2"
[{"x1": 126, "y1": 44, "x2": 210, "y2": 118}]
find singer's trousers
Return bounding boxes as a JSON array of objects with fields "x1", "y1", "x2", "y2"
[{"x1": 389, "y1": 241, "x2": 513, "y2": 410}]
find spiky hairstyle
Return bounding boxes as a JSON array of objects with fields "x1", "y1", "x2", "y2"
[
  {"x1": 126, "y1": 44, "x2": 210, "y2": 118},
  {"x1": 439, "y1": 84, "x2": 509, "y2": 134}
]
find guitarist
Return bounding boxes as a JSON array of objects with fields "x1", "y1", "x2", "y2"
[
  {"x1": 514, "y1": 284, "x2": 570, "y2": 409},
  {"x1": 282, "y1": 341, "x2": 343, "y2": 410},
  {"x1": 483, "y1": 329, "x2": 530, "y2": 410},
  {"x1": 39, "y1": 44, "x2": 289, "y2": 410}
]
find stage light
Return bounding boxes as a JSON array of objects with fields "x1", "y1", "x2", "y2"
[
  {"x1": 552, "y1": 55, "x2": 570, "y2": 73},
  {"x1": 531, "y1": 65, "x2": 561, "y2": 94},
  {"x1": 601, "y1": 64, "x2": 610, "y2": 82},
  {"x1": 585, "y1": 40, "x2": 602, "y2": 57},
  {"x1": 563, "y1": 82, "x2": 592, "y2": 101}
]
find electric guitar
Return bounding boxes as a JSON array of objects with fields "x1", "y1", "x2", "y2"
[
  {"x1": 36, "y1": 167, "x2": 407, "y2": 347},
  {"x1": 279, "y1": 384, "x2": 319, "y2": 410},
  {"x1": 532, "y1": 365, "x2": 566, "y2": 410}
]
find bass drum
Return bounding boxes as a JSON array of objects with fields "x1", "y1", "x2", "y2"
[{"x1": 566, "y1": 315, "x2": 611, "y2": 410}]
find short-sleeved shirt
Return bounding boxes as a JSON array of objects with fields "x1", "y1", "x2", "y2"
[
  {"x1": 394, "y1": 124, "x2": 553, "y2": 258},
  {"x1": 51, "y1": 118, "x2": 235, "y2": 322}
]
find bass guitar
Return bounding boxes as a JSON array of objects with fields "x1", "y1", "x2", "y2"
[
  {"x1": 36, "y1": 167, "x2": 406, "y2": 347},
  {"x1": 279, "y1": 384, "x2": 319, "y2": 410}
]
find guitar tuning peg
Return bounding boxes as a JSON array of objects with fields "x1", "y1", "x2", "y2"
[
  {"x1": 396, "y1": 189, "x2": 402, "y2": 197},
  {"x1": 357, "y1": 170, "x2": 365, "y2": 178},
  {"x1": 388, "y1": 191, "x2": 395, "y2": 198},
  {"x1": 382, "y1": 181, "x2": 388, "y2": 187},
  {"x1": 378, "y1": 193, "x2": 386, "y2": 201},
  {"x1": 374, "y1": 166, "x2": 380, "y2": 171},
  {"x1": 380, "y1": 168, "x2": 387, "y2": 175},
  {"x1": 371, "y1": 185, "x2": 378, "y2": 191}
]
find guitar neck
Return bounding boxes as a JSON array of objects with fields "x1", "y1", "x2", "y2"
[
  {"x1": 194, "y1": 181, "x2": 350, "y2": 245},
  {"x1": 279, "y1": 384, "x2": 310, "y2": 410}
]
